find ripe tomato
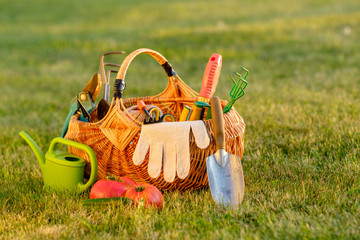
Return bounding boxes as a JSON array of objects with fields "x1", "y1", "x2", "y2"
[
  {"x1": 90, "y1": 177, "x2": 136, "y2": 199},
  {"x1": 118, "y1": 176, "x2": 136, "y2": 187},
  {"x1": 125, "y1": 183, "x2": 164, "y2": 209}
]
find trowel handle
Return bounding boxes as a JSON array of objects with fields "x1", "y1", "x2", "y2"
[
  {"x1": 211, "y1": 96, "x2": 225, "y2": 150},
  {"x1": 49, "y1": 138, "x2": 98, "y2": 192}
]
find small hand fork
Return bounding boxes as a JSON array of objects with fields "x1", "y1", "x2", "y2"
[{"x1": 223, "y1": 67, "x2": 249, "y2": 113}]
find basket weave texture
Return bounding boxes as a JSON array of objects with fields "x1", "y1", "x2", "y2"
[{"x1": 65, "y1": 48, "x2": 245, "y2": 191}]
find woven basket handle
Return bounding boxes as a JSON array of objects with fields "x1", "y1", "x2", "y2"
[{"x1": 113, "y1": 48, "x2": 176, "y2": 99}]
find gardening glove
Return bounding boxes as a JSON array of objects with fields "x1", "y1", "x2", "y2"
[{"x1": 132, "y1": 121, "x2": 210, "y2": 182}]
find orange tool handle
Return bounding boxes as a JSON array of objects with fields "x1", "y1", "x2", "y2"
[
  {"x1": 137, "y1": 100, "x2": 151, "y2": 118},
  {"x1": 137, "y1": 100, "x2": 148, "y2": 111},
  {"x1": 199, "y1": 54, "x2": 222, "y2": 101}
]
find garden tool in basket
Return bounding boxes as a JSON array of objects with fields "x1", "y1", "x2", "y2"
[
  {"x1": 189, "y1": 53, "x2": 222, "y2": 121},
  {"x1": 223, "y1": 67, "x2": 248, "y2": 114},
  {"x1": 137, "y1": 100, "x2": 176, "y2": 124},
  {"x1": 87, "y1": 52, "x2": 124, "y2": 122},
  {"x1": 61, "y1": 73, "x2": 101, "y2": 137},
  {"x1": 132, "y1": 121, "x2": 210, "y2": 182},
  {"x1": 89, "y1": 69, "x2": 118, "y2": 122},
  {"x1": 179, "y1": 105, "x2": 192, "y2": 121},
  {"x1": 99, "y1": 51, "x2": 124, "y2": 103},
  {"x1": 77, "y1": 98, "x2": 91, "y2": 122},
  {"x1": 206, "y1": 96, "x2": 245, "y2": 208}
]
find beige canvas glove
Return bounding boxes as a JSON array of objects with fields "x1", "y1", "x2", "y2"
[{"x1": 133, "y1": 121, "x2": 210, "y2": 182}]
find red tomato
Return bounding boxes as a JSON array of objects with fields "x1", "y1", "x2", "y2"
[
  {"x1": 125, "y1": 183, "x2": 164, "y2": 209},
  {"x1": 106, "y1": 176, "x2": 137, "y2": 186},
  {"x1": 118, "y1": 176, "x2": 136, "y2": 187},
  {"x1": 90, "y1": 178, "x2": 134, "y2": 199}
]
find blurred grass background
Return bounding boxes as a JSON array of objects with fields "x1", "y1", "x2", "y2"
[{"x1": 1, "y1": 0, "x2": 360, "y2": 239}]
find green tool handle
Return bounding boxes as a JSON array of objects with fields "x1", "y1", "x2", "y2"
[
  {"x1": 49, "y1": 138, "x2": 98, "y2": 191},
  {"x1": 81, "y1": 197, "x2": 132, "y2": 206},
  {"x1": 211, "y1": 97, "x2": 225, "y2": 150},
  {"x1": 223, "y1": 99, "x2": 236, "y2": 114}
]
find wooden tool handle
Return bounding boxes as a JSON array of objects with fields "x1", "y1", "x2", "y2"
[{"x1": 211, "y1": 96, "x2": 225, "y2": 150}]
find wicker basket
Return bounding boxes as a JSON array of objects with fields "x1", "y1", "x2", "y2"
[{"x1": 65, "y1": 48, "x2": 245, "y2": 191}]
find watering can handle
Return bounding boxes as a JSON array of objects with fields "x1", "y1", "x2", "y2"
[{"x1": 49, "y1": 138, "x2": 98, "y2": 192}]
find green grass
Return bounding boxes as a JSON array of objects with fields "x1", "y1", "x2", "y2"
[{"x1": 1, "y1": 0, "x2": 360, "y2": 239}]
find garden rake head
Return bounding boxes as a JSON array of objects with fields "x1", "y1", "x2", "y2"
[{"x1": 223, "y1": 67, "x2": 248, "y2": 113}]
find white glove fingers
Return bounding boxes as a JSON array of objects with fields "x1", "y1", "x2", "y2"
[
  {"x1": 190, "y1": 121, "x2": 210, "y2": 149},
  {"x1": 163, "y1": 143, "x2": 177, "y2": 182},
  {"x1": 132, "y1": 133, "x2": 150, "y2": 165},
  {"x1": 176, "y1": 141, "x2": 191, "y2": 179},
  {"x1": 148, "y1": 141, "x2": 163, "y2": 178}
]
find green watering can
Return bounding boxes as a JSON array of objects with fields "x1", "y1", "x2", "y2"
[{"x1": 19, "y1": 131, "x2": 98, "y2": 193}]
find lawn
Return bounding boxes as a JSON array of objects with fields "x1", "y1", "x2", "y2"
[{"x1": 1, "y1": 0, "x2": 360, "y2": 239}]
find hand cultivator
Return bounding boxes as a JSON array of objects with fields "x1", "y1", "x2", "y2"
[{"x1": 223, "y1": 67, "x2": 249, "y2": 114}]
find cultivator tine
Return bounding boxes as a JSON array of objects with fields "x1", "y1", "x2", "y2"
[
  {"x1": 223, "y1": 67, "x2": 249, "y2": 113},
  {"x1": 100, "y1": 51, "x2": 125, "y2": 85},
  {"x1": 106, "y1": 69, "x2": 119, "y2": 82},
  {"x1": 231, "y1": 68, "x2": 248, "y2": 98}
]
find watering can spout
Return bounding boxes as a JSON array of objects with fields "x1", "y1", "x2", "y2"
[{"x1": 19, "y1": 131, "x2": 46, "y2": 169}]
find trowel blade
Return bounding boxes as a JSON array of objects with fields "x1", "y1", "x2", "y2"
[{"x1": 206, "y1": 149, "x2": 245, "y2": 208}]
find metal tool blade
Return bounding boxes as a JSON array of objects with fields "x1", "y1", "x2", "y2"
[
  {"x1": 206, "y1": 96, "x2": 245, "y2": 208},
  {"x1": 82, "y1": 73, "x2": 101, "y2": 102},
  {"x1": 206, "y1": 149, "x2": 245, "y2": 207}
]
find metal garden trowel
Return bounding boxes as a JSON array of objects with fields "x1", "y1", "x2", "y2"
[
  {"x1": 61, "y1": 73, "x2": 101, "y2": 137},
  {"x1": 206, "y1": 96, "x2": 245, "y2": 208}
]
